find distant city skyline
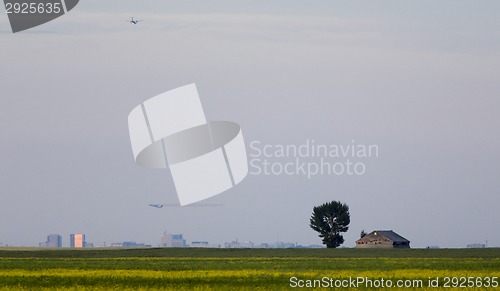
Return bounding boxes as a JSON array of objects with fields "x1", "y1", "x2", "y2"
[{"x1": 30, "y1": 229, "x2": 495, "y2": 249}]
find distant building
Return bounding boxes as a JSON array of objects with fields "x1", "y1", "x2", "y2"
[
  {"x1": 224, "y1": 240, "x2": 254, "y2": 248},
  {"x1": 191, "y1": 241, "x2": 220, "y2": 248},
  {"x1": 39, "y1": 234, "x2": 62, "y2": 248},
  {"x1": 467, "y1": 243, "x2": 486, "y2": 249},
  {"x1": 70, "y1": 234, "x2": 86, "y2": 248},
  {"x1": 355, "y1": 230, "x2": 410, "y2": 248},
  {"x1": 160, "y1": 231, "x2": 186, "y2": 247},
  {"x1": 122, "y1": 241, "x2": 152, "y2": 248},
  {"x1": 46, "y1": 234, "x2": 62, "y2": 248}
]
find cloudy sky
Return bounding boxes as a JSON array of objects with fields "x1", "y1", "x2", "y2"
[{"x1": 1, "y1": 1, "x2": 499, "y2": 248}]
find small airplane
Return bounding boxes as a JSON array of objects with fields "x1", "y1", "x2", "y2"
[
  {"x1": 149, "y1": 203, "x2": 164, "y2": 208},
  {"x1": 128, "y1": 17, "x2": 142, "y2": 25}
]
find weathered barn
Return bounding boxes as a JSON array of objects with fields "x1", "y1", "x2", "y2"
[{"x1": 355, "y1": 230, "x2": 410, "y2": 248}]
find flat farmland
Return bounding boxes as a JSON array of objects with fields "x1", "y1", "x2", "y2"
[{"x1": 0, "y1": 248, "x2": 498, "y2": 290}]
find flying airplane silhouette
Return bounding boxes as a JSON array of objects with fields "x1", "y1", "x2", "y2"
[
  {"x1": 128, "y1": 17, "x2": 142, "y2": 25},
  {"x1": 148, "y1": 203, "x2": 164, "y2": 208}
]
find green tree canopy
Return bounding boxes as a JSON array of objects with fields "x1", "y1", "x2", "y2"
[
  {"x1": 309, "y1": 201, "x2": 350, "y2": 248},
  {"x1": 360, "y1": 230, "x2": 367, "y2": 238}
]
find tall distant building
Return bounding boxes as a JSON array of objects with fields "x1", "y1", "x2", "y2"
[
  {"x1": 39, "y1": 234, "x2": 62, "y2": 248},
  {"x1": 47, "y1": 234, "x2": 62, "y2": 248},
  {"x1": 160, "y1": 231, "x2": 186, "y2": 247},
  {"x1": 70, "y1": 234, "x2": 86, "y2": 248}
]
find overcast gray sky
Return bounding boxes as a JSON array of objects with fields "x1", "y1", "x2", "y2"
[{"x1": 1, "y1": 1, "x2": 499, "y2": 248}]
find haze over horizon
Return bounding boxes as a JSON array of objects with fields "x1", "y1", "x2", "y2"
[{"x1": 1, "y1": 1, "x2": 499, "y2": 249}]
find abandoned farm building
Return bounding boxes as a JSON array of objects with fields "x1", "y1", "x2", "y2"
[{"x1": 356, "y1": 230, "x2": 410, "y2": 248}]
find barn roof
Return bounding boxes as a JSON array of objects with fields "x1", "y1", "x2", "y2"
[{"x1": 371, "y1": 230, "x2": 409, "y2": 242}]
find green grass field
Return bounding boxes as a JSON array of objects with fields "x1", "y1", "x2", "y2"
[{"x1": 0, "y1": 248, "x2": 498, "y2": 290}]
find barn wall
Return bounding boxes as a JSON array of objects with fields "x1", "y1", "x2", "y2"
[{"x1": 355, "y1": 243, "x2": 394, "y2": 249}]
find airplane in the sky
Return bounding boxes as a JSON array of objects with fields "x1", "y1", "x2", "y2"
[
  {"x1": 128, "y1": 17, "x2": 142, "y2": 25},
  {"x1": 149, "y1": 203, "x2": 164, "y2": 208}
]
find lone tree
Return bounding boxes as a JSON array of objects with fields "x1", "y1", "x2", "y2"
[
  {"x1": 309, "y1": 201, "x2": 350, "y2": 248},
  {"x1": 360, "y1": 230, "x2": 367, "y2": 238}
]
